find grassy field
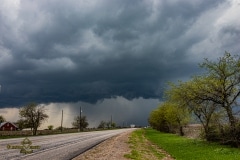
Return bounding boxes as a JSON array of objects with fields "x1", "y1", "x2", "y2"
[{"x1": 138, "y1": 128, "x2": 240, "y2": 160}]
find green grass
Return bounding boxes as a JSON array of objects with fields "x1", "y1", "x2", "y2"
[
  {"x1": 124, "y1": 130, "x2": 143, "y2": 159},
  {"x1": 144, "y1": 128, "x2": 240, "y2": 160}
]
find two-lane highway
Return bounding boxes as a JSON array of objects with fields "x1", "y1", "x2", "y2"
[{"x1": 0, "y1": 128, "x2": 135, "y2": 160}]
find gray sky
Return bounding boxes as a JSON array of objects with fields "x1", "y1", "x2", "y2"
[{"x1": 0, "y1": 0, "x2": 239, "y2": 127}]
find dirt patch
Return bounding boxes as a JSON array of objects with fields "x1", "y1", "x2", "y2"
[{"x1": 125, "y1": 130, "x2": 174, "y2": 160}]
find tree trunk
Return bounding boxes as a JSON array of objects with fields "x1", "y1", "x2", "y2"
[
  {"x1": 33, "y1": 126, "x2": 37, "y2": 135},
  {"x1": 225, "y1": 106, "x2": 239, "y2": 147},
  {"x1": 179, "y1": 126, "x2": 184, "y2": 136}
]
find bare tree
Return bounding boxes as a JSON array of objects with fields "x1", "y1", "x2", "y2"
[
  {"x1": 72, "y1": 115, "x2": 89, "y2": 131},
  {"x1": 19, "y1": 103, "x2": 48, "y2": 135}
]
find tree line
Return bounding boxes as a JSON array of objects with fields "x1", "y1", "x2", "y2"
[
  {"x1": 148, "y1": 52, "x2": 240, "y2": 147},
  {"x1": 1, "y1": 103, "x2": 117, "y2": 135}
]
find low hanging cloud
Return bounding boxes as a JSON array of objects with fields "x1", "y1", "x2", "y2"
[{"x1": 0, "y1": 0, "x2": 239, "y2": 107}]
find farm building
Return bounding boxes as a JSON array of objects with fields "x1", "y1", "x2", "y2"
[{"x1": 0, "y1": 122, "x2": 19, "y2": 131}]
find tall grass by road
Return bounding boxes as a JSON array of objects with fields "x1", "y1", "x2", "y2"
[{"x1": 144, "y1": 128, "x2": 240, "y2": 160}]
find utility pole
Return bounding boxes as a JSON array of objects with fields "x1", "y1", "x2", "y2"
[
  {"x1": 79, "y1": 106, "x2": 82, "y2": 132},
  {"x1": 111, "y1": 115, "x2": 112, "y2": 128},
  {"x1": 61, "y1": 110, "x2": 63, "y2": 133}
]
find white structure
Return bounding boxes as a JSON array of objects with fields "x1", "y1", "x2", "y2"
[{"x1": 130, "y1": 124, "x2": 135, "y2": 128}]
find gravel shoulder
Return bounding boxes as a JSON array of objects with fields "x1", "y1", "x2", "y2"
[
  {"x1": 73, "y1": 129, "x2": 174, "y2": 160},
  {"x1": 73, "y1": 130, "x2": 132, "y2": 160}
]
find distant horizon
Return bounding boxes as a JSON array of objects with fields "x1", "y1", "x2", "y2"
[{"x1": 0, "y1": 96, "x2": 160, "y2": 129}]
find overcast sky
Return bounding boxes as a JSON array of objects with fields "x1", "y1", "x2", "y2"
[{"x1": 0, "y1": 0, "x2": 239, "y2": 128}]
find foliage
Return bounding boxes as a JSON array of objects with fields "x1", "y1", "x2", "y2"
[
  {"x1": 166, "y1": 77, "x2": 225, "y2": 140},
  {"x1": 97, "y1": 120, "x2": 116, "y2": 129},
  {"x1": 48, "y1": 125, "x2": 54, "y2": 130},
  {"x1": 106, "y1": 121, "x2": 112, "y2": 129},
  {"x1": 98, "y1": 120, "x2": 106, "y2": 129},
  {"x1": 15, "y1": 119, "x2": 31, "y2": 130},
  {"x1": 19, "y1": 103, "x2": 48, "y2": 135},
  {"x1": 199, "y1": 52, "x2": 240, "y2": 146},
  {"x1": 148, "y1": 102, "x2": 190, "y2": 135},
  {"x1": 111, "y1": 122, "x2": 116, "y2": 128},
  {"x1": 150, "y1": 52, "x2": 240, "y2": 146},
  {"x1": 0, "y1": 115, "x2": 6, "y2": 123},
  {"x1": 54, "y1": 126, "x2": 68, "y2": 130},
  {"x1": 72, "y1": 115, "x2": 89, "y2": 130},
  {"x1": 148, "y1": 106, "x2": 168, "y2": 132}
]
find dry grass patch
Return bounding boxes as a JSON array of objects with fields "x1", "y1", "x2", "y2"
[{"x1": 125, "y1": 129, "x2": 174, "y2": 160}]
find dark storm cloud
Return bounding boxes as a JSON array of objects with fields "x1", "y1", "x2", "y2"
[{"x1": 0, "y1": 0, "x2": 239, "y2": 107}]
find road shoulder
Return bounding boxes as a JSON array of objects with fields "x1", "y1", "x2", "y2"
[{"x1": 73, "y1": 130, "x2": 132, "y2": 160}]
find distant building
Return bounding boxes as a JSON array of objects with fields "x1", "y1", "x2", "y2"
[
  {"x1": 0, "y1": 122, "x2": 19, "y2": 131},
  {"x1": 130, "y1": 124, "x2": 135, "y2": 128}
]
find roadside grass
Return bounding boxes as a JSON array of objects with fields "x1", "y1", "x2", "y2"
[
  {"x1": 144, "y1": 128, "x2": 240, "y2": 160},
  {"x1": 124, "y1": 129, "x2": 165, "y2": 160}
]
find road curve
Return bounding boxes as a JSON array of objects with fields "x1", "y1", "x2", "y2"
[{"x1": 0, "y1": 128, "x2": 135, "y2": 160}]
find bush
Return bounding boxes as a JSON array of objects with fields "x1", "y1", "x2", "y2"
[
  {"x1": 204, "y1": 126, "x2": 221, "y2": 142},
  {"x1": 48, "y1": 125, "x2": 54, "y2": 130}
]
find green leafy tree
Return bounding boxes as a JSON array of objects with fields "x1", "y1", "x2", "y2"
[
  {"x1": 164, "y1": 102, "x2": 190, "y2": 136},
  {"x1": 165, "y1": 53, "x2": 240, "y2": 145},
  {"x1": 148, "y1": 104, "x2": 169, "y2": 132},
  {"x1": 72, "y1": 115, "x2": 89, "y2": 131},
  {"x1": 166, "y1": 78, "x2": 221, "y2": 139},
  {"x1": 0, "y1": 115, "x2": 6, "y2": 123},
  {"x1": 19, "y1": 103, "x2": 49, "y2": 135},
  {"x1": 199, "y1": 53, "x2": 240, "y2": 145},
  {"x1": 149, "y1": 102, "x2": 190, "y2": 135},
  {"x1": 149, "y1": 52, "x2": 240, "y2": 145}
]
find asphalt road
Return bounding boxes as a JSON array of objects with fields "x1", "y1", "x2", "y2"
[{"x1": 0, "y1": 128, "x2": 134, "y2": 160}]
